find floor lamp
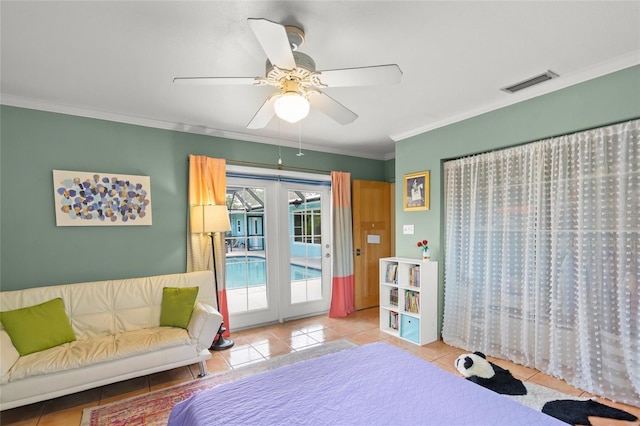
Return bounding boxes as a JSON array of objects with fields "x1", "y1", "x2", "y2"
[{"x1": 192, "y1": 204, "x2": 234, "y2": 351}]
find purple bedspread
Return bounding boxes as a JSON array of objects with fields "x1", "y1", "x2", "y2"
[{"x1": 168, "y1": 342, "x2": 565, "y2": 425}]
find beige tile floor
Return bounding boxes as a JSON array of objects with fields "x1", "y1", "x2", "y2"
[{"x1": 1, "y1": 307, "x2": 639, "y2": 426}]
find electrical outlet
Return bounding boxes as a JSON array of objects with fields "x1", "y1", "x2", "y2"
[{"x1": 403, "y1": 224, "x2": 414, "y2": 235}]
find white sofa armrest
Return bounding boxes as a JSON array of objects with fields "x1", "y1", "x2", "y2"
[{"x1": 187, "y1": 302, "x2": 223, "y2": 351}]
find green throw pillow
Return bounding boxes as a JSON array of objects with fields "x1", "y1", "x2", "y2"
[
  {"x1": 0, "y1": 298, "x2": 76, "y2": 356},
  {"x1": 159, "y1": 287, "x2": 199, "y2": 329}
]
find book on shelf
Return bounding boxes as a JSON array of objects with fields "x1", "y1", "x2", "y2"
[
  {"x1": 384, "y1": 263, "x2": 398, "y2": 284},
  {"x1": 389, "y1": 311, "x2": 399, "y2": 330},
  {"x1": 389, "y1": 288, "x2": 399, "y2": 307},
  {"x1": 404, "y1": 290, "x2": 420, "y2": 314},
  {"x1": 409, "y1": 265, "x2": 421, "y2": 287}
]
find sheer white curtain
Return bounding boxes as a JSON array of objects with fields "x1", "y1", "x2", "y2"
[{"x1": 442, "y1": 119, "x2": 639, "y2": 405}]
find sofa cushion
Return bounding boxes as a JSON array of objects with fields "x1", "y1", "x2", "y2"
[
  {"x1": 6, "y1": 327, "x2": 193, "y2": 382},
  {"x1": 0, "y1": 298, "x2": 76, "y2": 356},
  {"x1": 160, "y1": 287, "x2": 199, "y2": 329},
  {"x1": 1, "y1": 330, "x2": 20, "y2": 378}
]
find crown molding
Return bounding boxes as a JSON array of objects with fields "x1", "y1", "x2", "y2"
[{"x1": 0, "y1": 95, "x2": 388, "y2": 161}]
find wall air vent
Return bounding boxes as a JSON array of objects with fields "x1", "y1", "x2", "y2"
[{"x1": 500, "y1": 70, "x2": 559, "y2": 94}]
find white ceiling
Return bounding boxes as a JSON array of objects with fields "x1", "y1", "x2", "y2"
[{"x1": 2, "y1": 1, "x2": 639, "y2": 160}]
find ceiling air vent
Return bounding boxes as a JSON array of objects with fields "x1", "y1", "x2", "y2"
[{"x1": 501, "y1": 70, "x2": 559, "y2": 94}]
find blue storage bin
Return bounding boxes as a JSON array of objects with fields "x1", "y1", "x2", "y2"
[{"x1": 400, "y1": 315, "x2": 420, "y2": 343}]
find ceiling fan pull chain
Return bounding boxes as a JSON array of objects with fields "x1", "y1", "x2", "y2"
[
  {"x1": 278, "y1": 118, "x2": 283, "y2": 166},
  {"x1": 297, "y1": 121, "x2": 304, "y2": 157}
]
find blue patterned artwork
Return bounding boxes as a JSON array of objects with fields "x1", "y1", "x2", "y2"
[{"x1": 53, "y1": 170, "x2": 152, "y2": 226}]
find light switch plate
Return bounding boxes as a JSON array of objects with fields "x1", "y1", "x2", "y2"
[{"x1": 403, "y1": 224, "x2": 414, "y2": 235}]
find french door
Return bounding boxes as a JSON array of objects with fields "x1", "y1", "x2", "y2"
[{"x1": 225, "y1": 171, "x2": 331, "y2": 329}]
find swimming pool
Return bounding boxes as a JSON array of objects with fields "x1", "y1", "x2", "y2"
[{"x1": 226, "y1": 256, "x2": 321, "y2": 289}]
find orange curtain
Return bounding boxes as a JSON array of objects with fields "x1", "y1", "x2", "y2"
[
  {"x1": 329, "y1": 171, "x2": 355, "y2": 317},
  {"x1": 187, "y1": 155, "x2": 230, "y2": 336}
]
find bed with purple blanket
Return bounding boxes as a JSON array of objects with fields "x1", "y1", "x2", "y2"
[{"x1": 168, "y1": 342, "x2": 565, "y2": 426}]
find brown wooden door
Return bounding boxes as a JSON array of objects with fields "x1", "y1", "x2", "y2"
[{"x1": 352, "y1": 180, "x2": 391, "y2": 310}]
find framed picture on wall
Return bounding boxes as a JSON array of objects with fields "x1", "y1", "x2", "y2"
[
  {"x1": 403, "y1": 171, "x2": 429, "y2": 211},
  {"x1": 52, "y1": 170, "x2": 152, "y2": 226}
]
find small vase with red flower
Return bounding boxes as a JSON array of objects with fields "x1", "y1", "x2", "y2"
[{"x1": 417, "y1": 239, "x2": 430, "y2": 261}]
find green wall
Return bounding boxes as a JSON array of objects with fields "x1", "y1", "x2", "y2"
[
  {"x1": 0, "y1": 107, "x2": 387, "y2": 290},
  {"x1": 395, "y1": 65, "x2": 640, "y2": 334},
  {"x1": 3, "y1": 66, "x2": 638, "y2": 297}
]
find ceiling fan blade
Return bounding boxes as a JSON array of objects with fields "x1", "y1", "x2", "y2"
[
  {"x1": 248, "y1": 18, "x2": 296, "y2": 70},
  {"x1": 247, "y1": 95, "x2": 277, "y2": 129},
  {"x1": 309, "y1": 91, "x2": 358, "y2": 125},
  {"x1": 315, "y1": 64, "x2": 403, "y2": 87},
  {"x1": 173, "y1": 77, "x2": 259, "y2": 85}
]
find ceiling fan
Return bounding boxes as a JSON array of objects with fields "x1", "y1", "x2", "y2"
[{"x1": 173, "y1": 18, "x2": 403, "y2": 129}]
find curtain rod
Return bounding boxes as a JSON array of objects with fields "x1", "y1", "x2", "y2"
[{"x1": 225, "y1": 159, "x2": 332, "y2": 175}]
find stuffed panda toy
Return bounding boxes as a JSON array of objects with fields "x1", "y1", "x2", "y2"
[
  {"x1": 455, "y1": 351, "x2": 638, "y2": 425},
  {"x1": 455, "y1": 351, "x2": 527, "y2": 395}
]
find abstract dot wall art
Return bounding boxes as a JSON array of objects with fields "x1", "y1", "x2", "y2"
[{"x1": 53, "y1": 170, "x2": 152, "y2": 226}]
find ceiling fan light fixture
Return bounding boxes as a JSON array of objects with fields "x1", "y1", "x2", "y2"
[
  {"x1": 274, "y1": 92, "x2": 310, "y2": 123},
  {"x1": 175, "y1": 18, "x2": 403, "y2": 129}
]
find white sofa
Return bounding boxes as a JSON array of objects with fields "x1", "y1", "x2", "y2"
[{"x1": 0, "y1": 271, "x2": 223, "y2": 410}]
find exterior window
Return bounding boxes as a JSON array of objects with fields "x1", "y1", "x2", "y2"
[{"x1": 293, "y1": 209, "x2": 321, "y2": 244}]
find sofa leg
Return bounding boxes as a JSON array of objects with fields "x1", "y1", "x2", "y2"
[{"x1": 197, "y1": 361, "x2": 208, "y2": 378}]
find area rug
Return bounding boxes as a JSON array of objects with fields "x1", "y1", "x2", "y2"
[{"x1": 81, "y1": 340, "x2": 356, "y2": 426}]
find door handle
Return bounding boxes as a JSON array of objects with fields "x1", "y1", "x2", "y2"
[{"x1": 354, "y1": 248, "x2": 361, "y2": 256}]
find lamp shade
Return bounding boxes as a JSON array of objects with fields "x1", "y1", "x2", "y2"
[
  {"x1": 191, "y1": 204, "x2": 231, "y2": 234},
  {"x1": 274, "y1": 92, "x2": 310, "y2": 123}
]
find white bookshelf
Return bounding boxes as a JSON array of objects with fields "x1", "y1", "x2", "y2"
[{"x1": 379, "y1": 257, "x2": 438, "y2": 345}]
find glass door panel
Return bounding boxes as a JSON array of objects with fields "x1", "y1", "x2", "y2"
[
  {"x1": 279, "y1": 184, "x2": 331, "y2": 320},
  {"x1": 225, "y1": 179, "x2": 279, "y2": 329},
  {"x1": 288, "y1": 190, "x2": 323, "y2": 304}
]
